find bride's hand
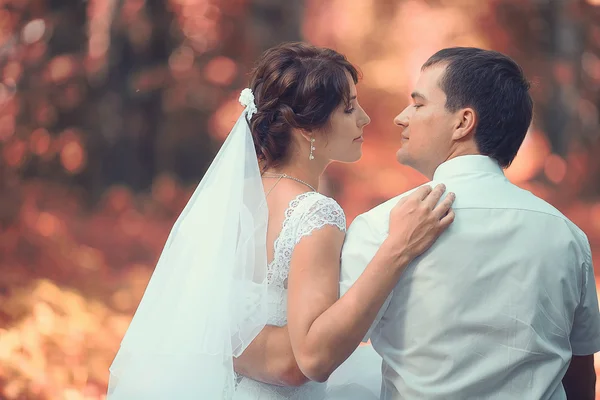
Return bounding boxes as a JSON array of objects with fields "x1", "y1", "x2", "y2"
[{"x1": 384, "y1": 184, "x2": 455, "y2": 265}]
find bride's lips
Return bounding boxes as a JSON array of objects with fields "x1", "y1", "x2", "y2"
[{"x1": 353, "y1": 135, "x2": 364, "y2": 142}]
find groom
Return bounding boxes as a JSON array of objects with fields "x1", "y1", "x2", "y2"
[{"x1": 340, "y1": 47, "x2": 600, "y2": 399}]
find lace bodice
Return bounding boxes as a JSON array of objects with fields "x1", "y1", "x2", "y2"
[
  {"x1": 266, "y1": 192, "x2": 346, "y2": 326},
  {"x1": 234, "y1": 191, "x2": 346, "y2": 400}
]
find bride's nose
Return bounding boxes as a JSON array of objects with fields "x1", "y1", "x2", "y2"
[{"x1": 359, "y1": 109, "x2": 371, "y2": 127}]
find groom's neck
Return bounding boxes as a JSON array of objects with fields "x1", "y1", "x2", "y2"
[{"x1": 424, "y1": 147, "x2": 482, "y2": 180}]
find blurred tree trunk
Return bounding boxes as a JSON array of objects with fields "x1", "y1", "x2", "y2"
[
  {"x1": 88, "y1": 0, "x2": 176, "y2": 199},
  {"x1": 538, "y1": 0, "x2": 585, "y2": 157},
  {"x1": 578, "y1": 0, "x2": 600, "y2": 197},
  {"x1": 246, "y1": 0, "x2": 304, "y2": 53},
  {"x1": 493, "y1": 0, "x2": 599, "y2": 195}
]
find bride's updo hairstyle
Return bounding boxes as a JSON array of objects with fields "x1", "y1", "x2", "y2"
[{"x1": 248, "y1": 42, "x2": 359, "y2": 171}]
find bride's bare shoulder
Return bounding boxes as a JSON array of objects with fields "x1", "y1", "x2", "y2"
[{"x1": 264, "y1": 180, "x2": 318, "y2": 212}]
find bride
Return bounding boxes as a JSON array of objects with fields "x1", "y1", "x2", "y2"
[{"x1": 107, "y1": 42, "x2": 455, "y2": 399}]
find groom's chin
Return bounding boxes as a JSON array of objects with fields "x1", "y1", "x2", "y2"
[
  {"x1": 395, "y1": 148, "x2": 410, "y2": 165},
  {"x1": 395, "y1": 150, "x2": 423, "y2": 174}
]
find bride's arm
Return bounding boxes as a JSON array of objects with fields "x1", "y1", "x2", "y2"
[
  {"x1": 287, "y1": 185, "x2": 454, "y2": 382},
  {"x1": 285, "y1": 225, "x2": 395, "y2": 382},
  {"x1": 233, "y1": 325, "x2": 308, "y2": 387}
]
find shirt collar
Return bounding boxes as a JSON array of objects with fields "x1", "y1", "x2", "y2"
[{"x1": 432, "y1": 155, "x2": 504, "y2": 181}]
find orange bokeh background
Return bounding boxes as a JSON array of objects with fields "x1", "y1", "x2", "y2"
[{"x1": 1, "y1": 0, "x2": 599, "y2": 398}]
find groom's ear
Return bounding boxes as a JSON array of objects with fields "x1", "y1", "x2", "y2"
[{"x1": 451, "y1": 108, "x2": 476, "y2": 142}]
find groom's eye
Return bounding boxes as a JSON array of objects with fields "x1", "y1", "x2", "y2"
[
  {"x1": 413, "y1": 104, "x2": 423, "y2": 109},
  {"x1": 344, "y1": 107, "x2": 355, "y2": 114}
]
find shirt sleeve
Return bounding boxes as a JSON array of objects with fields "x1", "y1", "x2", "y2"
[
  {"x1": 339, "y1": 213, "x2": 391, "y2": 342},
  {"x1": 570, "y1": 242, "x2": 600, "y2": 356}
]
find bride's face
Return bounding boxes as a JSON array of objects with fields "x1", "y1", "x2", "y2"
[{"x1": 315, "y1": 73, "x2": 371, "y2": 163}]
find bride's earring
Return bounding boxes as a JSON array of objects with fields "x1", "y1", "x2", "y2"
[{"x1": 309, "y1": 137, "x2": 315, "y2": 160}]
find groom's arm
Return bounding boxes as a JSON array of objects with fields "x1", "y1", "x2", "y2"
[
  {"x1": 340, "y1": 213, "x2": 392, "y2": 342},
  {"x1": 563, "y1": 250, "x2": 600, "y2": 399},
  {"x1": 233, "y1": 325, "x2": 308, "y2": 387},
  {"x1": 562, "y1": 355, "x2": 595, "y2": 400}
]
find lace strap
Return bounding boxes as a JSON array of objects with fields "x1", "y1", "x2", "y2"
[
  {"x1": 266, "y1": 192, "x2": 346, "y2": 289},
  {"x1": 294, "y1": 194, "x2": 346, "y2": 244}
]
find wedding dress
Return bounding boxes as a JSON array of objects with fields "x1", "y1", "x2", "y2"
[{"x1": 233, "y1": 191, "x2": 341, "y2": 399}]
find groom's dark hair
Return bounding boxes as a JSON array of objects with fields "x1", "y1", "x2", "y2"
[{"x1": 423, "y1": 47, "x2": 533, "y2": 168}]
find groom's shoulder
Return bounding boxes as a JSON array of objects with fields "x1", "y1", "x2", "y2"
[{"x1": 351, "y1": 182, "x2": 438, "y2": 230}]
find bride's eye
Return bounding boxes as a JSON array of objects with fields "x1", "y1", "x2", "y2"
[
  {"x1": 344, "y1": 107, "x2": 355, "y2": 114},
  {"x1": 413, "y1": 104, "x2": 423, "y2": 109}
]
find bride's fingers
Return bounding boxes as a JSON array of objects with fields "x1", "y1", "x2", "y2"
[
  {"x1": 433, "y1": 192, "x2": 456, "y2": 220},
  {"x1": 409, "y1": 185, "x2": 434, "y2": 202},
  {"x1": 438, "y1": 208, "x2": 455, "y2": 228},
  {"x1": 422, "y1": 184, "x2": 446, "y2": 209}
]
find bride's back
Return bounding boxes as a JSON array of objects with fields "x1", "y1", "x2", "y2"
[
  {"x1": 262, "y1": 181, "x2": 310, "y2": 266},
  {"x1": 234, "y1": 180, "x2": 344, "y2": 399}
]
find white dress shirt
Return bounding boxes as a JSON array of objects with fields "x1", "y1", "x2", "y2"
[{"x1": 340, "y1": 155, "x2": 600, "y2": 400}]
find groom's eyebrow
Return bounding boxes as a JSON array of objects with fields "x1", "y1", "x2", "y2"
[{"x1": 411, "y1": 92, "x2": 426, "y2": 101}]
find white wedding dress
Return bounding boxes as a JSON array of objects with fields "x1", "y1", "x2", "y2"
[{"x1": 233, "y1": 191, "x2": 383, "y2": 400}]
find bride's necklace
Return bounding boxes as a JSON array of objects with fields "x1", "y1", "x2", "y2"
[{"x1": 262, "y1": 172, "x2": 317, "y2": 192}]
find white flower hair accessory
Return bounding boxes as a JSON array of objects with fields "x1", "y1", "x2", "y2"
[{"x1": 239, "y1": 88, "x2": 257, "y2": 119}]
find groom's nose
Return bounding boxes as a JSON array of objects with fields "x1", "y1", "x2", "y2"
[{"x1": 394, "y1": 106, "x2": 411, "y2": 129}]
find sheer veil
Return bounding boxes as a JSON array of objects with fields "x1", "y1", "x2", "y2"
[{"x1": 107, "y1": 89, "x2": 269, "y2": 399}]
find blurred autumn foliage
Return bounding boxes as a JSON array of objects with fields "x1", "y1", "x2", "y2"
[{"x1": 0, "y1": 0, "x2": 600, "y2": 399}]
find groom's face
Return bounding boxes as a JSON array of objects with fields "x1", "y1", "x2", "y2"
[{"x1": 394, "y1": 64, "x2": 457, "y2": 178}]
